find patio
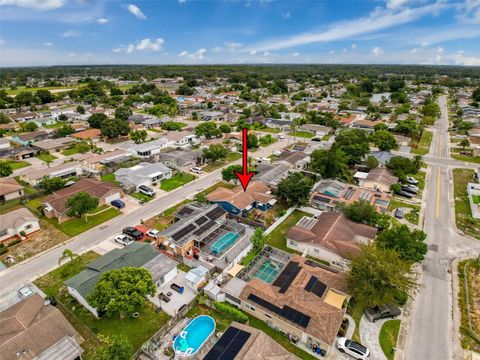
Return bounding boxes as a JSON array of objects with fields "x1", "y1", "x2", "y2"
[{"x1": 149, "y1": 270, "x2": 196, "y2": 316}]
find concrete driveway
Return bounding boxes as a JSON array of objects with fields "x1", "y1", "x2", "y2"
[{"x1": 359, "y1": 315, "x2": 388, "y2": 360}]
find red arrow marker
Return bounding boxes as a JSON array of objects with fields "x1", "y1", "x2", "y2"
[{"x1": 235, "y1": 127, "x2": 254, "y2": 191}]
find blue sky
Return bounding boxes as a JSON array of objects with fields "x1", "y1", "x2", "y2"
[{"x1": 0, "y1": 0, "x2": 479, "y2": 66}]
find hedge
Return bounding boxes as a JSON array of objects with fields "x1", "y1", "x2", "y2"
[
  {"x1": 214, "y1": 301, "x2": 248, "y2": 323},
  {"x1": 0, "y1": 244, "x2": 8, "y2": 256},
  {"x1": 7, "y1": 238, "x2": 21, "y2": 247}
]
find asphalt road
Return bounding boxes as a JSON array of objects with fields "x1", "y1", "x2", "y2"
[
  {"x1": 0, "y1": 139, "x2": 288, "y2": 302},
  {"x1": 404, "y1": 95, "x2": 480, "y2": 360}
]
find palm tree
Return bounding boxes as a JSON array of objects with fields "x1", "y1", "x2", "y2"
[{"x1": 58, "y1": 249, "x2": 79, "y2": 265}]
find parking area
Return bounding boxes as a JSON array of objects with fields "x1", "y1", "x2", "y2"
[
  {"x1": 149, "y1": 270, "x2": 196, "y2": 316},
  {"x1": 90, "y1": 237, "x2": 124, "y2": 255},
  {"x1": 119, "y1": 195, "x2": 142, "y2": 214}
]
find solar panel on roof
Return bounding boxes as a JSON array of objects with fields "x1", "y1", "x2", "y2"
[
  {"x1": 193, "y1": 220, "x2": 216, "y2": 236},
  {"x1": 206, "y1": 206, "x2": 226, "y2": 220},
  {"x1": 304, "y1": 276, "x2": 327, "y2": 298},
  {"x1": 343, "y1": 188, "x2": 355, "y2": 200},
  {"x1": 203, "y1": 326, "x2": 251, "y2": 360},
  {"x1": 272, "y1": 261, "x2": 300, "y2": 293},
  {"x1": 313, "y1": 195, "x2": 331, "y2": 204},
  {"x1": 195, "y1": 216, "x2": 208, "y2": 226},
  {"x1": 171, "y1": 223, "x2": 196, "y2": 240},
  {"x1": 177, "y1": 206, "x2": 194, "y2": 216}
]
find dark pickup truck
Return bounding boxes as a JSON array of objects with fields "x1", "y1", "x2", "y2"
[
  {"x1": 122, "y1": 227, "x2": 143, "y2": 241},
  {"x1": 364, "y1": 304, "x2": 401, "y2": 322}
]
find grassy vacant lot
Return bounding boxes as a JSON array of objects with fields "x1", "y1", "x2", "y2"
[
  {"x1": 458, "y1": 259, "x2": 480, "y2": 352},
  {"x1": 160, "y1": 172, "x2": 196, "y2": 191},
  {"x1": 186, "y1": 304, "x2": 319, "y2": 360},
  {"x1": 453, "y1": 169, "x2": 480, "y2": 240},
  {"x1": 288, "y1": 130, "x2": 315, "y2": 139},
  {"x1": 6, "y1": 160, "x2": 31, "y2": 170},
  {"x1": 34, "y1": 251, "x2": 170, "y2": 359},
  {"x1": 4, "y1": 85, "x2": 75, "y2": 95},
  {"x1": 267, "y1": 209, "x2": 312, "y2": 252},
  {"x1": 37, "y1": 152, "x2": 57, "y2": 162},
  {"x1": 203, "y1": 152, "x2": 242, "y2": 172},
  {"x1": 452, "y1": 154, "x2": 480, "y2": 164},
  {"x1": 54, "y1": 207, "x2": 121, "y2": 237},
  {"x1": 379, "y1": 320, "x2": 401, "y2": 360},
  {"x1": 410, "y1": 130, "x2": 433, "y2": 155}
]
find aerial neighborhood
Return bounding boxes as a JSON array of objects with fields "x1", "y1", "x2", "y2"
[{"x1": 0, "y1": 63, "x2": 479, "y2": 360}]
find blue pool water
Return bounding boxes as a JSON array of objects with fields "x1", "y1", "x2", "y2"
[
  {"x1": 210, "y1": 232, "x2": 240, "y2": 255},
  {"x1": 174, "y1": 315, "x2": 216, "y2": 356}
]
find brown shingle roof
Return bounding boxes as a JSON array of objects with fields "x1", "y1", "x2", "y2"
[
  {"x1": 0, "y1": 294, "x2": 80, "y2": 360},
  {"x1": 207, "y1": 181, "x2": 273, "y2": 210},
  {"x1": 71, "y1": 128, "x2": 101, "y2": 140},
  {"x1": 287, "y1": 213, "x2": 377, "y2": 259},
  {"x1": 239, "y1": 255, "x2": 348, "y2": 345},
  {"x1": 365, "y1": 167, "x2": 398, "y2": 187},
  {"x1": 43, "y1": 178, "x2": 120, "y2": 214},
  {"x1": 0, "y1": 178, "x2": 23, "y2": 197}
]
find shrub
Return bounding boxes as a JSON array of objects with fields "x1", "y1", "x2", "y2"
[
  {"x1": 0, "y1": 244, "x2": 8, "y2": 256},
  {"x1": 19, "y1": 231, "x2": 26, "y2": 237},
  {"x1": 7, "y1": 238, "x2": 21, "y2": 247},
  {"x1": 214, "y1": 301, "x2": 248, "y2": 323},
  {"x1": 394, "y1": 290, "x2": 409, "y2": 305}
]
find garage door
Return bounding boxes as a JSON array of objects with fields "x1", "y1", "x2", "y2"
[{"x1": 105, "y1": 192, "x2": 121, "y2": 204}]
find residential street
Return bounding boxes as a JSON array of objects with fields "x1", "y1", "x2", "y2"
[
  {"x1": 404, "y1": 96, "x2": 480, "y2": 360},
  {"x1": 0, "y1": 139, "x2": 288, "y2": 306}
]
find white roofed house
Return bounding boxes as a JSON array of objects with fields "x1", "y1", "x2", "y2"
[
  {"x1": 114, "y1": 162, "x2": 172, "y2": 192},
  {"x1": 0, "y1": 208, "x2": 40, "y2": 243},
  {"x1": 121, "y1": 138, "x2": 169, "y2": 162},
  {"x1": 20, "y1": 161, "x2": 84, "y2": 186}
]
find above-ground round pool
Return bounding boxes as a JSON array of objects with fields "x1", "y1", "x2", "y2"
[{"x1": 174, "y1": 315, "x2": 216, "y2": 357}]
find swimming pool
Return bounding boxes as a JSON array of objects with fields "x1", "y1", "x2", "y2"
[
  {"x1": 210, "y1": 232, "x2": 239, "y2": 255},
  {"x1": 174, "y1": 315, "x2": 216, "y2": 357},
  {"x1": 254, "y1": 260, "x2": 281, "y2": 283}
]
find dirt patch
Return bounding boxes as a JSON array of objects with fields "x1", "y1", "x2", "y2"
[
  {"x1": 0, "y1": 218, "x2": 70, "y2": 266},
  {"x1": 468, "y1": 263, "x2": 480, "y2": 335}
]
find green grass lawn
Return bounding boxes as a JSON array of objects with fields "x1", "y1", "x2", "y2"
[
  {"x1": 379, "y1": 320, "x2": 401, "y2": 360},
  {"x1": 203, "y1": 152, "x2": 242, "y2": 172},
  {"x1": 388, "y1": 199, "x2": 420, "y2": 225},
  {"x1": 160, "y1": 172, "x2": 196, "y2": 191},
  {"x1": 410, "y1": 130, "x2": 433, "y2": 155},
  {"x1": 33, "y1": 250, "x2": 170, "y2": 359},
  {"x1": 259, "y1": 137, "x2": 278, "y2": 147},
  {"x1": 473, "y1": 195, "x2": 480, "y2": 205},
  {"x1": 347, "y1": 299, "x2": 365, "y2": 342},
  {"x1": 266, "y1": 210, "x2": 312, "y2": 252},
  {"x1": 6, "y1": 161, "x2": 31, "y2": 170},
  {"x1": 452, "y1": 154, "x2": 480, "y2": 164},
  {"x1": 260, "y1": 127, "x2": 281, "y2": 134},
  {"x1": 37, "y1": 153, "x2": 57, "y2": 162},
  {"x1": 61, "y1": 147, "x2": 79, "y2": 156},
  {"x1": 130, "y1": 192, "x2": 154, "y2": 202},
  {"x1": 457, "y1": 259, "x2": 480, "y2": 351},
  {"x1": 453, "y1": 169, "x2": 480, "y2": 240},
  {"x1": 4, "y1": 85, "x2": 76, "y2": 95},
  {"x1": 288, "y1": 131, "x2": 315, "y2": 139},
  {"x1": 55, "y1": 207, "x2": 121, "y2": 237}
]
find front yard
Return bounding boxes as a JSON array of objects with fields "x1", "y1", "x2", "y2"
[
  {"x1": 288, "y1": 131, "x2": 315, "y2": 139},
  {"x1": 130, "y1": 192, "x2": 154, "y2": 202},
  {"x1": 203, "y1": 152, "x2": 242, "y2": 172},
  {"x1": 388, "y1": 199, "x2": 420, "y2": 225},
  {"x1": 453, "y1": 169, "x2": 480, "y2": 240},
  {"x1": 379, "y1": 319, "x2": 401, "y2": 360},
  {"x1": 34, "y1": 251, "x2": 170, "y2": 359},
  {"x1": 160, "y1": 172, "x2": 196, "y2": 191},
  {"x1": 6, "y1": 160, "x2": 31, "y2": 170},
  {"x1": 451, "y1": 154, "x2": 480, "y2": 164},
  {"x1": 37, "y1": 152, "x2": 57, "y2": 162},
  {"x1": 61, "y1": 147, "x2": 80, "y2": 156},
  {"x1": 410, "y1": 130, "x2": 433, "y2": 155}
]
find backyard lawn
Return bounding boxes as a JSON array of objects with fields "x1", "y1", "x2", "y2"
[
  {"x1": 160, "y1": 172, "x2": 196, "y2": 191},
  {"x1": 6, "y1": 161, "x2": 31, "y2": 170},
  {"x1": 54, "y1": 207, "x2": 121, "y2": 237},
  {"x1": 266, "y1": 209, "x2": 312, "y2": 252},
  {"x1": 203, "y1": 152, "x2": 242, "y2": 172},
  {"x1": 34, "y1": 251, "x2": 170, "y2": 359},
  {"x1": 61, "y1": 147, "x2": 79, "y2": 156},
  {"x1": 410, "y1": 130, "x2": 433, "y2": 155},
  {"x1": 453, "y1": 169, "x2": 480, "y2": 240},
  {"x1": 288, "y1": 131, "x2": 315, "y2": 139},
  {"x1": 379, "y1": 319, "x2": 401, "y2": 360},
  {"x1": 37, "y1": 153, "x2": 57, "y2": 162}
]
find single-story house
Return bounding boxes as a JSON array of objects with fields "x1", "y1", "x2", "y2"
[
  {"x1": 11, "y1": 131, "x2": 50, "y2": 146},
  {"x1": 0, "y1": 138, "x2": 11, "y2": 150},
  {"x1": 0, "y1": 208, "x2": 40, "y2": 243},
  {"x1": 185, "y1": 266, "x2": 209, "y2": 291},
  {"x1": 207, "y1": 181, "x2": 276, "y2": 216},
  {"x1": 65, "y1": 243, "x2": 178, "y2": 317},
  {"x1": 255, "y1": 162, "x2": 293, "y2": 188},
  {"x1": 368, "y1": 151, "x2": 397, "y2": 166},
  {"x1": 163, "y1": 130, "x2": 199, "y2": 148},
  {"x1": 159, "y1": 149, "x2": 202, "y2": 172},
  {"x1": 276, "y1": 150, "x2": 310, "y2": 170},
  {"x1": 42, "y1": 178, "x2": 122, "y2": 223},
  {"x1": 9, "y1": 112, "x2": 38, "y2": 122},
  {"x1": 467, "y1": 182, "x2": 480, "y2": 219},
  {"x1": 114, "y1": 162, "x2": 172, "y2": 191},
  {"x1": 0, "y1": 178, "x2": 24, "y2": 203},
  {"x1": 71, "y1": 128, "x2": 102, "y2": 141},
  {"x1": 81, "y1": 149, "x2": 130, "y2": 174},
  {"x1": 355, "y1": 167, "x2": 398, "y2": 193},
  {"x1": 122, "y1": 138, "x2": 169, "y2": 160},
  {"x1": 198, "y1": 111, "x2": 225, "y2": 122},
  {"x1": 32, "y1": 137, "x2": 77, "y2": 153},
  {"x1": 0, "y1": 294, "x2": 84, "y2": 360},
  {"x1": 287, "y1": 212, "x2": 378, "y2": 262},
  {"x1": 299, "y1": 124, "x2": 330, "y2": 137},
  {"x1": 265, "y1": 118, "x2": 292, "y2": 131},
  {"x1": 20, "y1": 161, "x2": 84, "y2": 186},
  {"x1": 0, "y1": 146, "x2": 38, "y2": 161}
]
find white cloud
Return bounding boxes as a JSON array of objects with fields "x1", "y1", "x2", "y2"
[
  {"x1": 351, "y1": 43, "x2": 357, "y2": 49},
  {"x1": 96, "y1": 18, "x2": 109, "y2": 24},
  {"x1": 329, "y1": 50, "x2": 336, "y2": 54},
  {"x1": 44, "y1": 42, "x2": 53, "y2": 47},
  {"x1": 0, "y1": 37, "x2": 5, "y2": 45},
  {"x1": 246, "y1": 2, "x2": 446, "y2": 52},
  {"x1": 62, "y1": 30, "x2": 81, "y2": 38},
  {"x1": 453, "y1": 52, "x2": 480, "y2": 66},
  {"x1": 386, "y1": 0, "x2": 416, "y2": 9},
  {"x1": 0, "y1": 0, "x2": 65, "y2": 11},
  {"x1": 114, "y1": 38, "x2": 164, "y2": 53},
  {"x1": 371, "y1": 46, "x2": 384, "y2": 56},
  {"x1": 456, "y1": 0, "x2": 480, "y2": 24},
  {"x1": 282, "y1": 12, "x2": 291, "y2": 19},
  {"x1": 249, "y1": 50, "x2": 257, "y2": 55},
  {"x1": 226, "y1": 42, "x2": 242, "y2": 51},
  {"x1": 292, "y1": 52, "x2": 300, "y2": 57},
  {"x1": 342, "y1": 48, "x2": 348, "y2": 53},
  {"x1": 179, "y1": 48, "x2": 207, "y2": 60},
  {"x1": 123, "y1": 4, "x2": 146, "y2": 20}
]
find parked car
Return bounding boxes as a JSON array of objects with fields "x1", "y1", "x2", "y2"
[
  {"x1": 18, "y1": 286, "x2": 34, "y2": 299},
  {"x1": 122, "y1": 227, "x2": 143, "y2": 240},
  {"x1": 397, "y1": 190, "x2": 413, "y2": 198},
  {"x1": 364, "y1": 304, "x2": 401, "y2": 322},
  {"x1": 406, "y1": 176, "x2": 419, "y2": 185},
  {"x1": 277, "y1": 134, "x2": 285, "y2": 139},
  {"x1": 146, "y1": 229, "x2": 160, "y2": 239},
  {"x1": 191, "y1": 167, "x2": 203, "y2": 174},
  {"x1": 336, "y1": 338, "x2": 370, "y2": 359},
  {"x1": 111, "y1": 199, "x2": 125, "y2": 209},
  {"x1": 139, "y1": 185, "x2": 156, "y2": 197},
  {"x1": 114, "y1": 234, "x2": 134, "y2": 246},
  {"x1": 402, "y1": 186, "x2": 418, "y2": 194},
  {"x1": 403, "y1": 184, "x2": 419, "y2": 193},
  {"x1": 394, "y1": 208, "x2": 404, "y2": 219}
]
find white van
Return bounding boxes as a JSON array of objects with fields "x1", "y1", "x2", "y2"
[{"x1": 191, "y1": 167, "x2": 203, "y2": 174}]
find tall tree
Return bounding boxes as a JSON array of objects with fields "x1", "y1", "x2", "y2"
[
  {"x1": 0, "y1": 162, "x2": 13, "y2": 177},
  {"x1": 54, "y1": 124, "x2": 75, "y2": 138},
  {"x1": 251, "y1": 228, "x2": 267, "y2": 251},
  {"x1": 340, "y1": 200, "x2": 378, "y2": 226},
  {"x1": 309, "y1": 148, "x2": 348, "y2": 179},
  {"x1": 221, "y1": 164, "x2": 243, "y2": 183},
  {"x1": 276, "y1": 172, "x2": 313, "y2": 206},
  {"x1": 370, "y1": 130, "x2": 398, "y2": 151},
  {"x1": 93, "y1": 335, "x2": 133, "y2": 360},
  {"x1": 348, "y1": 244, "x2": 416, "y2": 306},
  {"x1": 114, "y1": 106, "x2": 132, "y2": 121},
  {"x1": 130, "y1": 130, "x2": 147, "y2": 144},
  {"x1": 195, "y1": 122, "x2": 221, "y2": 139},
  {"x1": 88, "y1": 113, "x2": 108, "y2": 129},
  {"x1": 87, "y1": 267, "x2": 156, "y2": 318},
  {"x1": 376, "y1": 224, "x2": 428, "y2": 263},
  {"x1": 38, "y1": 176, "x2": 67, "y2": 193},
  {"x1": 203, "y1": 144, "x2": 228, "y2": 163},
  {"x1": 332, "y1": 129, "x2": 371, "y2": 165},
  {"x1": 66, "y1": 192, "x2": 99, "y2": 219},
  {"x1": 101, "y1": 119, "x2": 130, "y2": 139}
]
